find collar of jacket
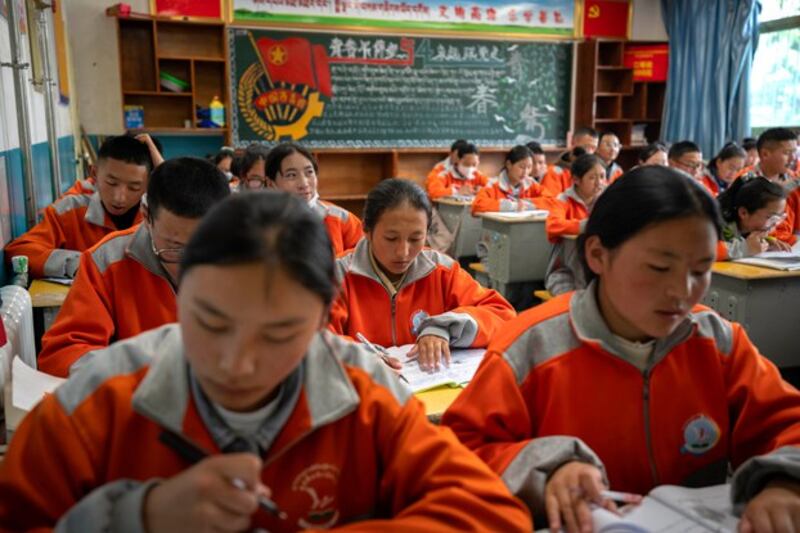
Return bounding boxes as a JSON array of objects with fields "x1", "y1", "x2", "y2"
[
  {"x1": 754, "y1": 163, "x2": 791, "y2": 183},
  {"x1": 131, "y1": 325, "x2": 363, "y2": 452},
  {"x1": 569, "y1": 280, "x2": 699, "y2": 371},
  {"x1": 345, "y1": 239, "x2": 438, "y2": 293},
  {"x1": 84, "y1": 192, "x2": 112, "y2": 228},
  {"x1": 559, "y1": 186, "x2": 590, "y2": 210},
  {"x1": 125, "y1": 224, "x2": 176, "y2": 289},
  {"x1": 497, "y1": 170, "x2": 532, "y2": 195}
]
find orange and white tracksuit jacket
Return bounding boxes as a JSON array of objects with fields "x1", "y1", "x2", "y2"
[
  {"x1": 329, "y1": 239, "x2": 515, "y2": 347},
  {"x1": 544, "y1": 187, "x2": 593, "y2": 296},
  {"x1": 0, "y1": 325, "x2": 532, "y2": 532},
  {"x1": 773, "y1": 186, "x2": 800, "y2": 246},
  {"x1": 4, "y1": 192, "x2": 142, "y2": 279},
  {"x1": 425, "y1": 157, "x2": 450, "y2": 185},
  {"x1": 310, "y1": 197, "x2": 363, "y2": 255},
  {"x1": 471, "y1": 171, "x2": 551, "y2": 215},
  {"x1": 606, "y1": 161, "x2": 624, "y2": 183},
  {"x1": 540, "y1": 154, "x2": 573, "y2": 196},
  {"x1": 736, "y1": 164, "x2": 800, "y2": 192},
  {"x1": 61, "y1": 177, "x2": 96, "y2": 197},
  {"x1": 37, "y1": 224, "x2": 176, "y2": 377},
  {"x1": 442, "y1": 283, "x2": 800, "y2": 518},
  {"x1": 426, "y1": 166, "x2": 489, "y2": 200}
]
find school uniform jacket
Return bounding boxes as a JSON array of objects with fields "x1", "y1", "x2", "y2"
[
  {"x1": 441, "y1": 283, "x2": 800, "y2": 517},
  {"x1": 543, "y1": 187, "x2": 593, "y2": 296},
  {"x1": 717, "y1": 221, "x2": 755, "y2": 261},
  {"x1": 699, "y1": 172, "x2": 720, "y2": 196},
  {"x1": 540, "y1": 157, "x2": 572, "y2": 196},
  {"x1": 37, "y1": 224, "x2": 176, "y2": 377},
  {"x1": 736, "y1": 164, "x2": 800, "y2": 191},
  {"x1": 426, "y1": 167, "x2": 489, "y2": 200},
  {"x1": 330, "y1": 239, "x2": 515, "y2": 348},
  {"x1": 774, "y1": 186, "x2": 800, "y2": 246},
  {"x1": 606, "y1": 161, "x2": 624, "y2": 183},
  {"x1": 62, "y1": 177, "x2": 96, "y2": 197},
  {"x1": 471, "y1": 171, "x2": 551, "y2": 215},
  {"x1": 425, "y1": 157, "x2": 449, "y2": 186},
  {"x1": 310, "y1": 199, "x2": 363, "y2": 255},
  {"x1": 4, "y1": 192, "x2": 142, "y2": 279},
  {"x1": 0, "y1": 325, "x2": 532, "y2": 532},
  {"x1": 545, "y1": 186, "x2": 591, "y2": 242}
]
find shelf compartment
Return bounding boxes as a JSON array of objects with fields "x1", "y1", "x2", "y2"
[
  {"x1": 596, "y1": 95, "x2": 622, "y2": 120},
  {"x1": 598, "y1": 41, "x2": 624, "y2": 67},
  {"x1": 158, "y1": 59, "x2": 192, "y2": 93},
  {"x1": 623, "y1": 83, "x2": 647, "y2": 120},
  {"x1": 123, "y1": 94, "x2": 193, "y2": 128},
  {"x1": 156, "y1": 22, "x2": 225, "y2": 59},
  {"x1": 596, "y1": 69, "x2": 634, "y2": 95},
  {"x1": 119, "y1": 20, "x2": 156, "y2": 91}
]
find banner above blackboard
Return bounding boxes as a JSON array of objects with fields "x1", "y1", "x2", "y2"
[
  {"x1": 231, "y1": 1, "x2": 576, "y2": 38},
  {"x1": 230, "y1": 28, "x2": 572, "y2": 148}
]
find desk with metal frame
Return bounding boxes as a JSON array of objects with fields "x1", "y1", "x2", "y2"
[{"x1": 434, "y1": 197, "x2": 482, "y2": 259}]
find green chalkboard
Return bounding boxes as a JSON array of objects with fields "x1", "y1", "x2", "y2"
[{"x1": 230, "y1": 28, "x2": 572, "y2": 148}]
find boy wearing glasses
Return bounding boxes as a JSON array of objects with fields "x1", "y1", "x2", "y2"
[
  {"x1": 596, "y1": 131, "x2": 624, "y2": 182},
  {"x1": 668, "y1": 140, "x2": 708, "y2": 190},
  {"x1": 37, "y1": 158, "x2": 230, "y2": 377}
]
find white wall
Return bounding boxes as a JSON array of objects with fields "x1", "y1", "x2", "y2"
[{"x1": 631, "y1": 0, "x2": 669, "y2": 41}]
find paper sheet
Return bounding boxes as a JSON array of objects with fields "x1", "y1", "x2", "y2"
[
  {"x1": 391, "y1": 345, "x2": 485, "y2": 393},
  {"x1": 11, "y1": 356, "x2": 65, "y2": 412},
  {"x1": 485, "y1": 209, "x2": 549, "y2": 220}
]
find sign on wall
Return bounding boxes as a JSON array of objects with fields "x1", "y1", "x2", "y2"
[{"x1": 231, "y1": 1, "x2": 577, "y2": 38}]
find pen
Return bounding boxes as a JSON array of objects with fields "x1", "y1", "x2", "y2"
[
  {"x1": 158, "y1": 430, "x2": 287, "y2": 519},
  {"x1": 600, "y1": 489, "x2": 643, "y2": 504},
  {"x1": 355, "y1": 332, "x2": 410, "y2": 384}
]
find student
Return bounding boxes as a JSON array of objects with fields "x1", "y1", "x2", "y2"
[
  {"x1": 742, "y1": 137, "x2": 759, "y2": 168},
  {"x1": 426, "y1": 138, "x2": 468, "y2": 185},
  {"x1": 37, "y1": 157, "x2": 230, "y2": 377},
  {"x1": 717, "y1": 177, "x2": 790, "y2": 259},
  {"x1": 541, "y1": 126, "x2": 599, "y2": 196},
  {"x1": 544, "y1": 154, "x2": 607, "y2": 296},
  {"x1": 264, "y1": 142, "x2": 362, "y2": 255},
  {"x1": 4, "y1": 134, "x2": 153, "y2": 279},
  {"x1": 442, "y1": 166, "x2": 800, "y2": 533},
  {"x1": 235, "y1": 143, "x2": 271, "y2": 191},
  {"x1": 472, "y1": 145, "x2": 550, "y2": 214},
  {"x1": 330, "y1": 179, "x2": 515, "y2": 371},
  {"x1": 526, "y1": 141, "x2": 549, "y2": 183},
  {"x1": 704, "y1": 142, "x2": 746, "y2": 195},
  {"x1": 736, "y1": 127, "x2": 799, "y2": 190},
  {"x1": 426, "y1": 143, "x2": 489, "y2": 199},
  {"x1": 637, "y1": 142, "x2": 668, "y2": 167},
  {"x1": 0, "y1": 192, "x2": 532, "y2": 532},
  {"x1": 668, "y1": 140, "x2": 708, "y2": 191},
  {"x1": 596, "y1": 131, "x2": 624, "y2": 182},
  {"x1": 213, "y1": 146, "x2": 235, "y2": 180}
]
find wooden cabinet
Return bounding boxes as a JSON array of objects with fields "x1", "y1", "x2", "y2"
[{"x1": 114, "y1": 15, "x2": 230, "y2": 143}]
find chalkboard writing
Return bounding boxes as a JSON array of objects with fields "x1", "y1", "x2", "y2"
[{"x1": 230, "y1": 28, "x2": 572, "y2": 148}]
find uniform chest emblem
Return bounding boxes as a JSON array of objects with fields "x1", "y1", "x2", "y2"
[
  {"x1": 681, "y1": 414, "x2": 720, "y2": 456},
  {"x1": 410, "y1": 310, "x2": 430, "y2": 336},
  {"x1": 292, "y1": 463, "x2": 341, "y2": 529}
]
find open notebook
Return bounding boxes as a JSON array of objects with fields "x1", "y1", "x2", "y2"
[
  {"x1": 386, "y1": 345, "x2": 485, "y2": 393},
  {"x1": 591, "y1": 484, "x2": 738, "y2": 533},
  {"x1": 735, "y1": 251, "x2": 800, "y2": 271},
  {"x1": 483, "y1": 209, "x2": 549, "y2": 220}
]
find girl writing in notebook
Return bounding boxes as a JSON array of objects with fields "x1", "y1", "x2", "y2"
[
  {"x1": 0, "y1": 192, "x2": 531, "y2": 532},
  {"x1": 717, "y1": 176, "x2": 790, "y2": 259},
  {"x1": 264, "y1": 142, "x2": 362, "y2": 255},
  {"x1": 330, "y1": 178, "x2": 515, "y2": 371},
  {"x1": 472, "y1": 145, "x2": 550, "y2": 215},
  {"x1": 442, "y1": 166, "x2": 800, "y2": 533}
]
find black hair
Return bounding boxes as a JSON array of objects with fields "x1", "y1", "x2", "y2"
[
  {"x1": 526, "y1": 141, "x2": 545, "y2": 156},
  {"x1": 457, "y1": 143, "x2": 479, "y2": 158},
  {"x1": 716, "y1": 176, "x2": 786, "y2": 224},
  {"x1": 235, "y1": 143, "x2": 270, "y2": 178},
  {"x1": 213, "y1": 147, "x2": 235, "y2": 166},
  {"x1": 756, "y1": 128, "x2": 798, "y2": 153},
  {"x1": 97, "y1": 134, "x2": 153, "y2": 171},
  {"x1": 709, "y1": 142, "x2": 746, "y2": 172},
  {"x1": 505, "y1": 145, "x2": 533, "y2": 165},
  {"x1": 668, "y1": 140, "x2": 702, "y2": 161},
  {"x1": 578, "y1": 166, "x2": 723, "y2": 283},
  {"x1": 599, "y1": 131, "x2": 619, "y2": 142},
  {"x1": 147, "y1": 157, "x2": 230, "y2": 219},
  {"x1": 450, "y1": 139, "x2": 469, "y2": 152},
  {"x1": 265, "y1": 142, "x2": 319, "y2": 182},
  {"x1": 363, "y1": 178, "x2": 432, "y2": 232},
  {"x1": 574, "y1": 126, "x2": 599, "y2": 139},
  {"x1": 638, "y1": 142, "x2": 667, "y2": 163},
  {"x1": 571, "y1": 154, "x2": 603, "y2": 179},
  {"x1": 179, "y1": 191, "x2": 336, "y2": 306},
  {"x1": 742, "y1": 137, "x2": 758, "y2": 151}
]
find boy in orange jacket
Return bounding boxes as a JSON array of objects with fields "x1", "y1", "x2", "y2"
[{"x1": 541, "y1": 126, "x2": 599, "y2": 196}]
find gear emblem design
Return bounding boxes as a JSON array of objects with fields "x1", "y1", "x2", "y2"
[{"x1": 238, "y1": 62, "x2": 325, "y2": 142}]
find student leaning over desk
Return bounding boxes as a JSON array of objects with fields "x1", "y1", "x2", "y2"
[
  {"x1": 37, "y1": 157, "x2": 231, "y2": 377},
  {"x1": 330, "y1": 178, "x2": 515, "y2": 372},
  {"x1": 264, "y1": 142, "x2": 362, "y2": 255},
  {"x1": 442, "y1": 166, "x2": 800, "y2": 533},
  {"x1": 471, "y1": 145, "x2": 551, "y2": 215},
  {"x1": 0, "y1": 192, "x2": 532, "y2": 532},
  {"x1": 425, "y1": 142, "x2": 489, "y2": 199}
]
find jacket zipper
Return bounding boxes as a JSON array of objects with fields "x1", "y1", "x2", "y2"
[
  {"x1": 642, "y1": 371, "x2": 660, "y2": 485},
  {"x1": 390, "y1": 295, "x2": 397, "y2": 346}
]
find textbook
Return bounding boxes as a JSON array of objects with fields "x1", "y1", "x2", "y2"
[
  {"x1": 591, "y1": 484, "x2": 738, "y2": 532},
  {"x1": 735, "y1": 251, "x2": 800, "y2": 271},
  {"x1": 387, "y1": 345, "x2": 485, "y2": 393},
  {"x1": 483, "y1": 209, "x2": 549, "y2": 221},
  {"x1": 5, "y1": 357, "x2": 65, "y2": 438}
]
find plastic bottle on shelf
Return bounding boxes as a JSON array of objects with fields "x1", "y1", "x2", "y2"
[
  {"x1": 210, "y1": 96, "x2": 225, "y2": 128},
  {"x1": 10, "y1": 255, "x2": 28, "y2": 288}
]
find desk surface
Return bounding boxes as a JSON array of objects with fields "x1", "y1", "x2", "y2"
[
  {"x1": 479, "y1": 212, "x2": 547, "y2": 224},
  {"x1": 29, "y1": 280, "x2": 71, "y2": 307},
  {"x1": 712, "y1": 261, "x2": 800, "y2": 280},
  {"x1": 416, "y1": 386, "x2": 462, "y2": 417},
  {"x1": 435, "y1": 197, "x2": 473, "y2": 207}
]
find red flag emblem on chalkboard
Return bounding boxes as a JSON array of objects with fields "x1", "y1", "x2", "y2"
[{"x1": 256, "y1": 37, "x2": 332, "y2": 97}]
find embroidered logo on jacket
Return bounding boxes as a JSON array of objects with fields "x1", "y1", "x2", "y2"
[
  {"x1": 292, "y1": 463, "x2": 341, "y2": 529},
  {"x1": 680, "y1": 414, "x2": 721, "y2": 455},
  {"x1": 410, "y1": 310, "x2": 430, "y2": 336}
]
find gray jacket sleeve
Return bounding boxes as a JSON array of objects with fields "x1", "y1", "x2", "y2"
[
  {"x1": 44, "y1": 249, "x2": 82, "y2": 278},
  {"x1": 418, "y1": 312, "x2": 479, "y2": 347},
  {"x1": 731, "y1": 446, "x2": 800, "y2": 505},
  {"x1": 55, "y1": 479, "x2": 159, "y2": 533},
  {"x1": 544, "y1": 242, "x2": 576, "y2": 296},
  {"x1": 723, "y1": 237, "x2": 751, "y2": 260},
  {"x1": 501, "y1": 436, "x2": 607, "y2": 518}
]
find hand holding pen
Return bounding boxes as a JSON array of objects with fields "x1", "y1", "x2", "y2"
[{"x1": 356, "y1": 332, "x2": 405, "y2": 371}]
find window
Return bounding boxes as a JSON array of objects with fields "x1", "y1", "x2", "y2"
[{"x1": 750, "y1": 0, "x2": 800, "y2": 129}]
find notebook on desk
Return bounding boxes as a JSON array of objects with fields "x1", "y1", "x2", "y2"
[
  {"x1": 591, "y1": 484, "x2": 737, "y2": 533},
  {"x1": 484, "y1": 209, "x2": 549, "y2": 221},
  {"x1": 735, "y1": 251, "x2": 800, "y2": 271},
  {"x1": 386, "y1": 345, "x2": 485, "y2": 393}
]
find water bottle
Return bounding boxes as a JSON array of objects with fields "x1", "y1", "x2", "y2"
[
  {"x1": 10, "y1": 255, "x2": 28, "y2": 288},
  {"x1": 210, "y1": 96, "x2": 225, "y2": 128}
]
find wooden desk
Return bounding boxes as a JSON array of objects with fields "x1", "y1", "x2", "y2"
[
  {"x1": 434, "y1": 198, "x2": 482, "y2": 259},
  {"x1": 417, "y1": 386, "x2": 462, "y2": 423},
  {"x1": 703, "y1": 262, "x2": 800, "y2": 367},
  {"x1": 29, "y1": 280, "x2": 70, "y2": 308},
  {"x1": 480, "y1": 213, "x2": 553, "y2": 288}
]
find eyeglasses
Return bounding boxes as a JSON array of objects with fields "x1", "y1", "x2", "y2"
[
  {"x1": 676, "y1": 159, "x2": 704, "y2": 172},
  {"x1": 766, "y1": 213, "x2": 787, "y2": 227},
  {"x1": 600, "y1": 140, "x2": 621, "y2": 149},
  {"x1": 150, "y1": 236, "x2": 184, "y2": 263}
]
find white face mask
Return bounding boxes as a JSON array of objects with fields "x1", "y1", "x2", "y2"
[
  {"x1": 223, "y1": 171, "x2": 233, "y2": 181},
  {"x1": 457, "y1": 165, "x2": 477, "y2": 179}
]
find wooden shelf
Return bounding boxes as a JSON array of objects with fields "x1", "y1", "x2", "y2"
[
  {"x1": 124, "y1": 90, "x2": 192, "y2": 97},
  {"x1": 127, "y1": 127, "x2": 228, "y2": 136},
  {"x1": 158, "y1": 55, "x2": 226, "y2": 62}
]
